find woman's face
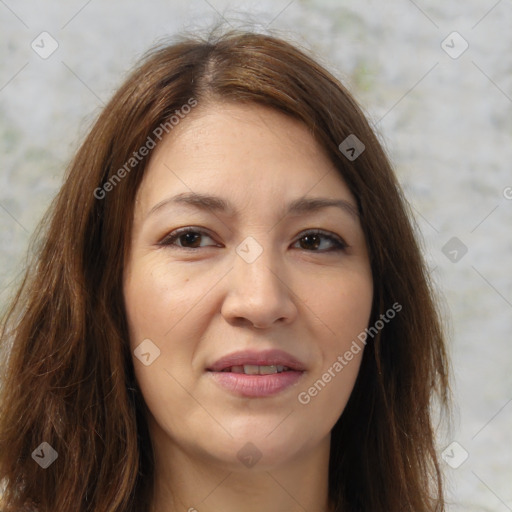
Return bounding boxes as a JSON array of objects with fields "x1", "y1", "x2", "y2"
[{"x1": 123, "y1": 102, "x2": 373, "y2": 470}]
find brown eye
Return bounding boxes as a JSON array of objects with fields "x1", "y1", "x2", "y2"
[
  {"x1": 299, "y1": 234, "x2": 321, "y2": 250},
  {"x1": 294, "y1": 230, "x2": 347, "y2": 252},
  {"x1": 159, "y1": 228, "x2": 217, "y2": 249},
  {"x1": 158, "y1": 228, "x2": 347, "y2": 253}
]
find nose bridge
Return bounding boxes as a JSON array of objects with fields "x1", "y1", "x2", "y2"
[
  {"x1": 234, "y1": 235, "x2": 283, "y2": 294},
  {"x1": 222, "y1": 234, "x2": 296, "y2": 327}
]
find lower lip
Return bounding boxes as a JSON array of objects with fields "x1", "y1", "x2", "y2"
[{"x1": 207, "y1": 370, "x2": 304, "y2": 397}]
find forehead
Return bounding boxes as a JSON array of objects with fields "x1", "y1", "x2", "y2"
[{"x1": 135, "y1": 102, "x2": 355, "y2": 215}]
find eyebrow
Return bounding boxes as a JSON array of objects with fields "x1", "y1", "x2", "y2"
[{"x1": 147, "y1": 192, "x2": 360, "y2": 221}]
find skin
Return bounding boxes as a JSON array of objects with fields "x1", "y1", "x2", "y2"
[{"x1": 123, "y1": 101, "x2": 373, "y2": 512}]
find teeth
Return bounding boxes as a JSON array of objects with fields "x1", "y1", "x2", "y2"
[
  {"x1": 243, "y1": 364, "x2": 260, "y2": 375},
  {"x1": 222, "y1": 365, "x2": 291, "y2": 374},
  {"x1": 258, "y1": 365, "x2": 278, "y2": 375}
]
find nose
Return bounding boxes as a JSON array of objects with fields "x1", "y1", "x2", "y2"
[{"x1": 220, "y1": 244, "x2": 298, "y2": 329}]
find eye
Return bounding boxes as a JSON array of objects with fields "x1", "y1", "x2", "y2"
[
  {"x1": 158, "y1": 227, "x2": 348, "y2": 252},
  {"x1": 158, "y1": 227, "x2": 218, "y2": 249},
  {"x1": 292, "y1": 229, "x2": 348, "y2": 252}
]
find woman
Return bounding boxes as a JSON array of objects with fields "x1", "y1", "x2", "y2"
[{"x1": 0, "y1": 29, "x2": 450, "y2": 511}]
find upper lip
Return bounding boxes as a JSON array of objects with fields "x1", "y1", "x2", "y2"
[{"x1": 207, "y1": 349, "x2": 306, "y2": 372}]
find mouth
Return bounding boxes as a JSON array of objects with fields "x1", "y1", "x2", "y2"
[
  {"x1": 206, "y1": 349, "x2": 306, "y2": 397},
  {"x1": 217, "y1": 364, "x2": 294, "y2": 375}
]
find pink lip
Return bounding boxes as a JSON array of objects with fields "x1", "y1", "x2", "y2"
[
  {"x1": 206, "y1": 349, "x2": 307, "y2": 398},
  {"x1": 208, "y1": 371, "x2": 304, "y2": 397}
]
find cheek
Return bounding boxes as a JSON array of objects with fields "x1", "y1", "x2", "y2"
[
  {"x1": 123, "y1": 258, "x2": 198, "y2": 344},
  {"x1": 293, "y1": 269, "x2": 372, "y2": 422},
  {"x1": 123, "y1": 261, "x2": 200, "y2": 432},
  {"x1": 301, "y1": 267, "x2": 373, "y2": 346},
  {"x1": 123, "y1": 257, "x2": 218, "y2": 410}
]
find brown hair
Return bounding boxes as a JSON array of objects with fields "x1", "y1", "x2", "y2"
[{"x1": 0, "y1": 29, "x2": 450, "y2": 511}]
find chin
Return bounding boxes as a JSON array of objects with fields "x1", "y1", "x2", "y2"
[{"x1": 189, "y1": 428, "x2": 307, "y2": 472}]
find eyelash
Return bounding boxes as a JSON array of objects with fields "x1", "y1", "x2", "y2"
[{"x1": 158, "y1": 227, "x2": 348, "y2": 253}]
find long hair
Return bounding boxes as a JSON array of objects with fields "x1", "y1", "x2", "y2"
[{"x1": 0, "y1": 29, "x2": 450, "y2": 511}]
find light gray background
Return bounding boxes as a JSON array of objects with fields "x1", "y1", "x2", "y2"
[{"x1": 1, "y1": 1, "x2": 511, "y2": 510}]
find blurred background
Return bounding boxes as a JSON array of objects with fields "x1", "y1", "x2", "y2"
[{"x1": 1, "y1": 1, "x2": 511, "y2": 509}]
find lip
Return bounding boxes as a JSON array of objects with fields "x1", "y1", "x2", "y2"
[
  {"x1": 206, "y1": 349, "x2": 307, "y2": 398},
  {"x1": 207, "y1": 349, "x2": 306, "y2": 372}
]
